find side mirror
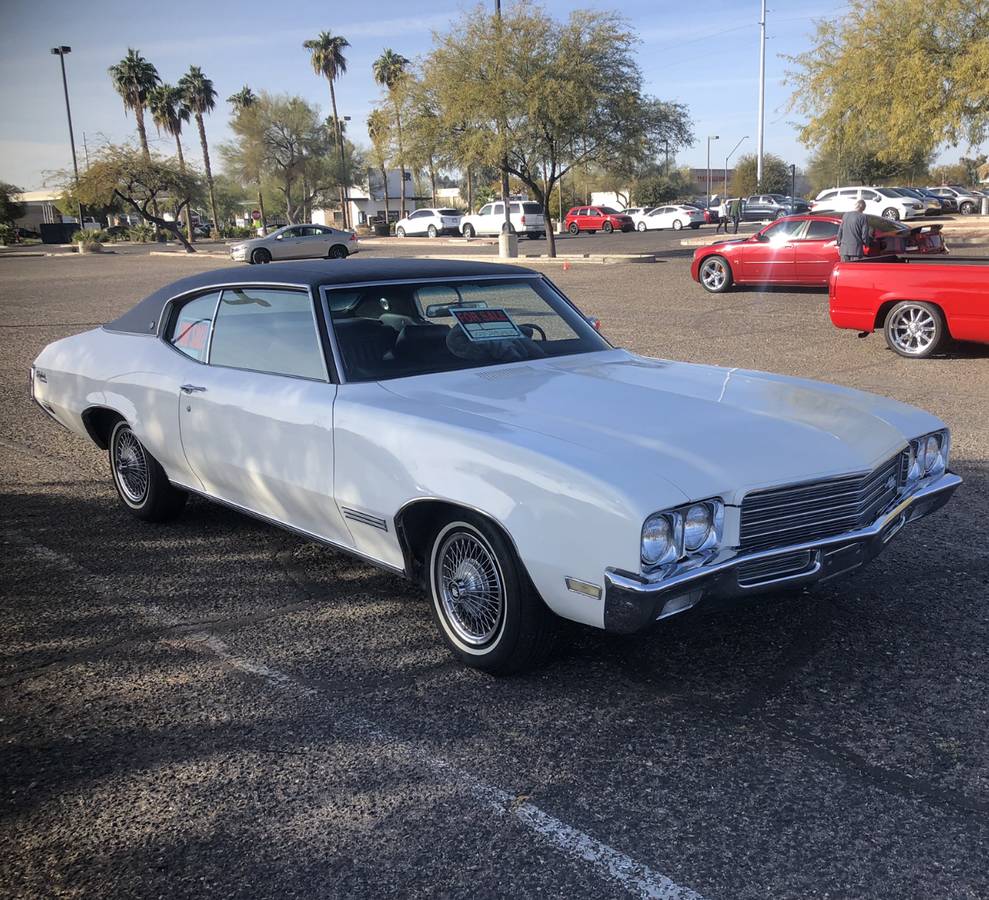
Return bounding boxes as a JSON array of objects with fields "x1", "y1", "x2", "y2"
[
  {"x1": 275, "y1": 234, "x2": 283, "y2": 240},
  {"x1": 755, "y1": 232, "x2": 770, "y2": 242}
]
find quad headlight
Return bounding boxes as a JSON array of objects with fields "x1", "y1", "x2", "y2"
[
  {"x1": 905, "y1": 429, "x2": 949, "y2": 486},
  {"x1": 642, "y1": 498, "x2": 724, "y2": 569}
]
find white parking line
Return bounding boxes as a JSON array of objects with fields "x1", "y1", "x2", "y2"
[{"x1": 15, "y1": 535, "x2": 710, "y2": 900}]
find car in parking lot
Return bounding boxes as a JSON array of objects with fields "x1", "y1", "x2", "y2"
[
  {"x1": 812, "y1": 186, "x2": 923, "y2": 220},
  {"x1": 395, "y1": 208, "x2": 463, "y2": 238},
  {"x1": 691, "y1": 213, "x2": 946, "y2": 292},
  {"x1": 926, "y1": 185, "x2": 982, "y2": 215},
  {"x1": 894, "y1": 187, "x2": 942, "y2": 216},
  {"x1": 30, "y1": 258, "x2": 960, "y2": 673},
  {"x1": 632, "y1": 205, "x2": 704, "y2": 231},
  {"x1": 460, "y1": 201, "x2": 545, "y2": 238},
  {"x1": 621, "y1": 206, "x2": 651, "y2": 219},
  {"x1": 230, "y1": 224, "x2": 358, "y2": 264},
  {"x1": 744, "y1": 194, "x2": 812, "y2": 220},
  {"x1": 564, "y1": 206, "x2": 634, "y2": 234}
]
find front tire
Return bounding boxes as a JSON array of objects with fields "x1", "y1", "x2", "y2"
[
  {"x1": 602, "y1": 221, "x2": 613, "y2": 234},
  {"x1": 884, "y1": 301, "x2": 946, "y2": 358},
  {"x1": 428, "y1": 515, "x2": 557, "y2": 674},
  {"x1": 396, "y1": 226, "x2": 406, "y2": 238},
  {"x1": 109, "y1": 421, "x2": 186, "y2": 522},
  {"x1": 882, "y1": 207, "x2": 900, "y2": 221},
  {"x1": 251, "y1": 248, "x2": 271, "y2": 264},
  {"x1": 568, "y1": 222, "x2": 579, "y2": 235},
  {"x1": 698, "y1": 255, "x2": 733, "y2": 293},
  {"x1": 636, "y1": 221, "x2": 647, "y2": 232},
  {"x1": 462, "y1": 223, "x2": 475, "y2": 238}
]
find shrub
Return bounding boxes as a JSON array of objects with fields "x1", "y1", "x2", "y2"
[
  {"x1": 128, "y1": 223, "x2": 156, "y2": 242},
  {"x1": 72, "y1": 230, "x2": 105, "y2": 253},
  {"x1": 221, "y1": 225, "x2": 256, "y2": 238},
  {"x1": 0, "y1": 223, "x2": 15, "y2": 245}
]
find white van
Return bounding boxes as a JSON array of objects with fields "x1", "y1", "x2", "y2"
[
  {"x1": 460, "y1": 201, "x2": 546, "y2": 238},
  {"x1": 811, "y1": 186, "x2": 922, "y2": 221}
]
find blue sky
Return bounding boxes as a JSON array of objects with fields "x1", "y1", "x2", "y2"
[{"x1": 0, "y1": 0, "x2": 922, "y2": 191}]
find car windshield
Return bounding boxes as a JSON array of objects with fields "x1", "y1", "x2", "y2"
[
  {"x1": 877, "y1": 189, "x2": 901, "y2": 198},
  {"x1": 325, "y1": 277, "x2": 610, "y2": 383}
]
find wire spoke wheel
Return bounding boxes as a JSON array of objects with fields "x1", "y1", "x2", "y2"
[
  {"x1": 436, "y1": 530, "x2": 505, "y2": 646},
  {"x1": 113, "y1": 426, "x2": 149, "y2": 504},
  {"x1": 889, "y1": 305, "x2": 937, "y2": 354}
]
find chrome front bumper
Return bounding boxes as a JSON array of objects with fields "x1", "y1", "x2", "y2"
[{"x1": 603, "y1": 472, "x2": 961, "y2": 633}]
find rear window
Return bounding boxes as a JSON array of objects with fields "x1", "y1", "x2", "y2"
[
  {"x1": 522, "y1": 203, "x2": 543, "y2": 214},
  {"x1": 804, "y1": 220, "x2": 839, "y2": 240},
  {"x1": 438, "y1": 209, "x2": 460, "y2": 217},
  {"x1": 598, "y1": 206, "x2": 620, "y2": 214},
  {"x1": 866, "y1": 214, "x2": 907, "y2": 233}
]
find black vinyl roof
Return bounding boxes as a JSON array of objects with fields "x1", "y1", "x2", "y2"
[{"x1": 105, "y1": 257, "x2": 538, "y2": 335}]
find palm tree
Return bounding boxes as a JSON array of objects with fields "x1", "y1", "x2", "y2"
[
  {"x1": 367, "y1": 110, "x2": 392, "y2": 226},
  {"x1": 108, "y1": 49, "x2": 160, "y2": 159},
  {"x1": 372, "y1": 49, "x2": 410, "y2": 219},
  {"x1": 178, "y1": 66, "x2": 220, "y2": 239},
  {"x1": 148, "y1": 84, "x2": 195, "y2": 242},
  {"x1": 227, "y1": 86, "x2": 267, "y2": 234},
  {"x1": 304, "y1": 32, "x2": 351, "y2": 228}
]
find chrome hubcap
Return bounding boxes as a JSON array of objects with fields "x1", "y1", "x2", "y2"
[
  {"x1": 113, "y1": 428, "x2": 149, "y2": 503},
  {"x1": 437, "y1": 531, "x2": 504, "y2": 646},
  {"x1": 890, "y1": 306, "x2": 936, "y2": 353},
  {"x1": 701, "y1": 259, "x2": 726, "y2": 289}
]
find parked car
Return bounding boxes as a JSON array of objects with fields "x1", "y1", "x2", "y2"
[
  {"x1": 926, "y1": 185, "x2": 981, "y2": 215},
  {"x1": 812, "y1": 186, "x2": 923, "y2": 220},
  {"x1": 893, "y1": 188, "x2": 942, "y2": 216},
  {"x1": 563, "y1": 206, "x2": 634, "y2": 234},
  {"x1": 30, "y1": 258, "x2": 959, "y2": 672},
  {"x1": 460, "y1": 201, "x2": 545, "y2": 238},
  {"x1": 633, "y1": 205, "x2": 704, "y2": 231},
  {"x1": 230, "y1": 224, "x2": 358, "y2": 264},
  {"x1": 743, "y1": 194, "x2": 812, "y2": 220},
  {"x1": 395, "y1": 208, "x2": 463, "y2": 238},
  {"x1": 691, "y1": 213, "x2": 946, "y2": 293},
  {"x1": 15, "y1": 227, "x2": 41, "y2": 240},
  {"x1": 621, "y1": 207, "x2": 651, "y2": 219},
  {"x1": 916, "y1": 188, "x2": 955, "y2": 212},
  {"x1": 830, "y1": 256, "x2": 989, "y2": 358}
]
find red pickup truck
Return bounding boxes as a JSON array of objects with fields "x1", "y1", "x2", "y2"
[{"x1": 829, "y1": 257, "x2": 989, "y2": 358}]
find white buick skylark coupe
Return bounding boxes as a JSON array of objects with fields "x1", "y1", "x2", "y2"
[{"x1": 31, "y1": 259, "x2": 960, "y2": 673}]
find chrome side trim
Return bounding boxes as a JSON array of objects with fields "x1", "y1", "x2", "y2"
[
  {"x1": 170, "y1": 481, "x2": 406, "y2": 576},
  {"x1": 341, "y1": 507, "x2": 388, "y2": 531}
]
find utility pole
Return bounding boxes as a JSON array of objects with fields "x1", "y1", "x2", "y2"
[
  {"x1": 663, "y1": 139, "x2": 670, "y2": 176},
  {"x1": 495, "y1": 0, "x2": 517, "y2": 256},
  {"x1": 756, "y1": 0, "x2": 767, "y2": 188},
  {"x1": 51, "y1": 46, "x2": 83, "y2": 227},
  {"x1": 706, "y1": 135, "x2": 719, "y2": 206},
  {"x1": 725, "y1": 136, "x2": 748, "y2": 196},
  {"x1": 790, "y1": 163, "x2": 796, "y2": 214}
]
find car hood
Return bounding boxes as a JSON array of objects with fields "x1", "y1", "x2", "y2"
[
  {"x1": 383, "y1": 350, "x2": 940, "y2": 503},
  {"x1": 694, "y1": 238, "x2": 748, "y2": 253}
]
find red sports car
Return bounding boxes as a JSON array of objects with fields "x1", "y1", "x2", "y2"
[
  {"x1": 691, "y1": 213, "x2": 946, "y2": 293},
  {"x1": 564, "y1": 206, "x2": 635, "y2": 235}
]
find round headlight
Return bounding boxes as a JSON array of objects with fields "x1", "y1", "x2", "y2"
[
  {"x1": 683, "y1": 503, "x2": 713, "y2": 551},
  {"x1": 642, "y1": 514, "x2": 676, "y2": 566},
  {"x1": 923, "y1": 435, "x2": 940, "y2": 473}
]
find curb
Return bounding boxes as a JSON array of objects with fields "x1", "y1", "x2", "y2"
[
  {"x1": 149, "y1": 250, "x2": 230, "y2": 259},
  {"x1": 419, "y1": 252, "x2": 656, "y2": 265}
]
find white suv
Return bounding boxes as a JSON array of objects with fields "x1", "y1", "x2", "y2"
[
  {"x1": 460, "y1": 201, "x2": 546, "y2": 238},
  {"x1": 394, "y1": 208, "x2": 463, "y2": 238},
  {"x1": 812, "y1": 186, "x2": 922, "y2": 220}
]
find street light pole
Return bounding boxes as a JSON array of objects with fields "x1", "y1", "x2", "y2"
[
  {"x1": 725, "y1": 135, "x2": 749, "y2": 196},
  {"x1": 51, "y1": 45, "x2": 83, "y2": 227},
  {"x1": 706, "y1": 135, "x2": 719, "y2": 206},
  {"x1": 756, "y1": 0, "x2": 767, "y2": 187}
]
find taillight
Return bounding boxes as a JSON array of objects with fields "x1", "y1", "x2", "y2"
[
  {"x1": 349, "y1": 233, "x2": 356, "y2": 241},
  {"x1": 521, "y1": 215, "x2": 526, "y2": 224}
]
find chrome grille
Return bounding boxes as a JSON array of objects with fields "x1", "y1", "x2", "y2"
[
  {"x1": 739, "y1": 453, "x2": 905, "y2": 553},
  {"x1": 737, "y1": 551, "x2": 814, "y2": 587}
]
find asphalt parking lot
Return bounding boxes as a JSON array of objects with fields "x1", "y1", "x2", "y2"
[{"x1": 2, "y1": 246, "x2": 988, "y2": 899}]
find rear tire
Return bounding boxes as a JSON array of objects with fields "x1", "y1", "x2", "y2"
[
  {"x1": 109, "y1": 421, "x2": 186, "y2": 522},
  {"x1": 427, "y1": 224, "x2": 438, "y2": 238},
  {"x1": 328, "y1": 245, "x2": 348, "y2": 259},
  {"x1": 960, "y1": 201, "x2": 976, "y2": 215},
  {"x1": 568, "y1": 222, "x2": 579, "y2": 235},
  {"x1": 883, "y1": 301, "x2": 946, "y2": 358},
  {"x1": 428, "y1": 514, "x2": 558, "y2": 674},
  {"x1": 673, "y1": 219, "x2": 683, "y2": 230}
]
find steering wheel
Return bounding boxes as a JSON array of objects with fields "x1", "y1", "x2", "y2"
[{"x1": 521, "y1": 323, "x2": 547, "y2": 341}]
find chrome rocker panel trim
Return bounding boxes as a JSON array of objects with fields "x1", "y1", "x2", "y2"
[{"x1": 603, "y1": 471, "x2": 961, "y2": 633}]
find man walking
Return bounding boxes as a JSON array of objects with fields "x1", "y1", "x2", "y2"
[
  {"x1": 837, "y1": 199, "x2": 873, "y2": 261},
  {"x1": 729, "y1": 197, "x2": 742, "y2": 234}
]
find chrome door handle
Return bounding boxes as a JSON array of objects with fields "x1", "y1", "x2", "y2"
[{"x1": 180, "y1": 384, "x2": 207, "y2": 394}]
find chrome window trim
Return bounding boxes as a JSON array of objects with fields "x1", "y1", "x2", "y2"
[{"x1": 160, "y1": 288, "x2": 225, "y2": 366}]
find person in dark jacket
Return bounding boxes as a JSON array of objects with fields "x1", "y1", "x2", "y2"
[
  {"x1": 729, "y1": 197, "x2": 742, "y2": 233},
  {"x1": 837, "y1": 200, "x2": 873, "y2": 261}
]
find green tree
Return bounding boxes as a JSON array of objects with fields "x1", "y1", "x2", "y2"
[
  {"x1": 367, "y1": 109, "x2": 393, "y2": 224},
  {"x1": 403, "y1": 75, "x2": 448, "y2": 207},
  {"x1": 148, "y1": 84, "x2": 195, "y2": 242},
  {"x1": 0, "y1": 182, "x2": 26, "y2": 224},
  {"x1": 372, "y1": 49, "x2": 411, "y2": 219},
  {"x1": 304, "y1": 31, "x2": 351, "y2": 227},
  {"x1": 65, "y1": 145, "x2": 203, "y2": 251},
  {"x1": 731, "y1": 153, "x2": 791, "y2": 196},
  {"x1": 632, "y1": 166, "x2": 693, "y2": 207},
  {"x1": 424, "y1": 5, "x2": 692, "y2": 256},
  {"x1": 227, "y1": 86, "x2": 268, "y2": 231},
  {"x1": 805, "y1": 144, "x2": 932, "y2": 195},
  {"x1": 787, "y1": 0, "x2": 989, "y2": 165},
  {"x1": 108, "y1": 49, "x2": 160, "y2": 160},
  {"x1": 178, "y1": 66, "x2": 221, "y2": 237}
]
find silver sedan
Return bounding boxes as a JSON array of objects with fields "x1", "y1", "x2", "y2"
[{"x1": 231, "y1": 224, "x2": 359, "y2": 264}]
